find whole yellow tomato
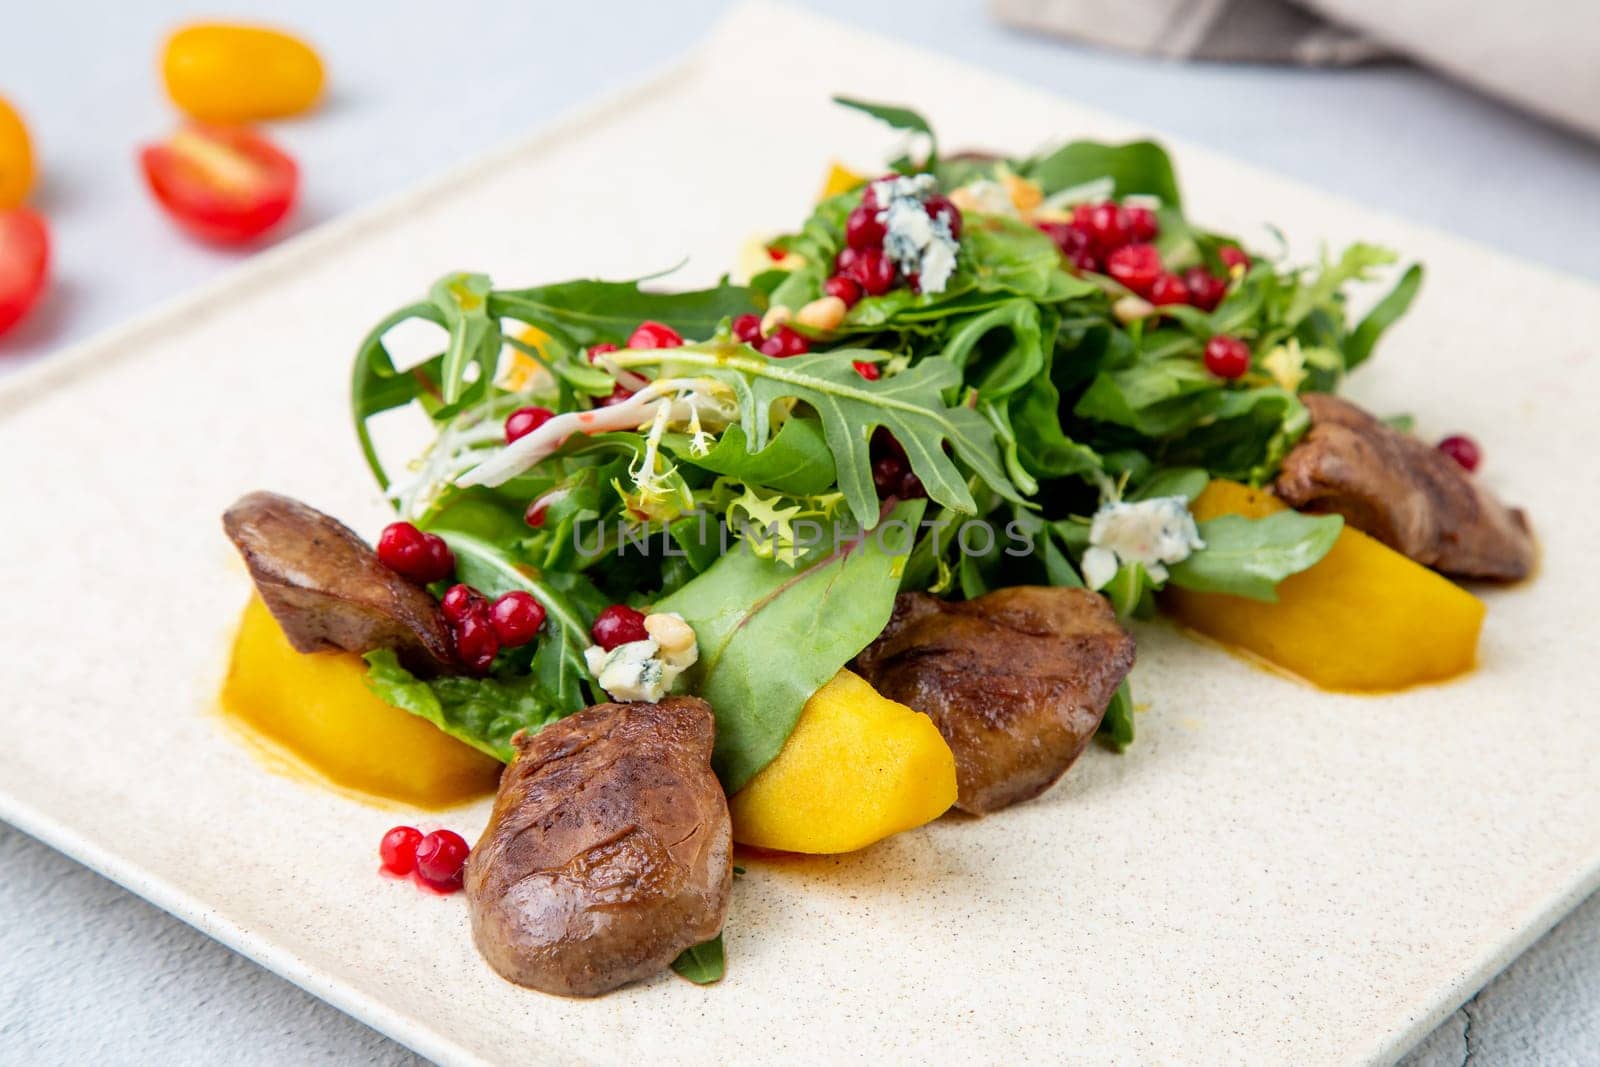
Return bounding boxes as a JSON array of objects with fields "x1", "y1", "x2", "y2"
[
  {"x1": 162, "y1": 23, "x2": 325, "y2": 122},
  {"x1": 0, "y1": 96, "x2": 35, "y2": 208}
]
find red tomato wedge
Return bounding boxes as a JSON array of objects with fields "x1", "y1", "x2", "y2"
[
  {"x1": 140, "y1": 125, "x2": 298, "y2": 244},
  {"x1": 0, "y1": 208, "x2": 50, "y2": 339}
]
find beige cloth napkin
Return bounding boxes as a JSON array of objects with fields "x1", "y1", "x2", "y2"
[{"x1": 993, "y1": 0, "x2": 1600, "y2": 141}]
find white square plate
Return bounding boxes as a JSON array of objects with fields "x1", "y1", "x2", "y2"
[{"x1": 3, "y1": 5, "x2": 1597, "y2": 1064}]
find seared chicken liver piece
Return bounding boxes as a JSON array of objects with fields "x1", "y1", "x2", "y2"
[
  {"x1": 1275, "y1": 394, "x2": 1536, "y2": 581},
  {"x1": 222, "y1": 491, "x2": 455, "y2": 674},
  {"x1": 465, "y1": 697, "x2": 732, "y2": 998},
  {"x1": 853, "y1": 587, "x2": 1135, "y2": 815}
]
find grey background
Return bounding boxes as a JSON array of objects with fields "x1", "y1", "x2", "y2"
[{"x1": 2, "y1": 1, "x2": 1596, "y2": 1063}]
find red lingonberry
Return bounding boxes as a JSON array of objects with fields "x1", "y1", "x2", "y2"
[
  {"x1": 1148, "y1": 272, "x2": 1191, "y2": 307},
  {"x1": 414, "y1": 830, "x2": 470, "y2": 893},
  {"x1": 824, "y1": 274, "x2": 864, "y2": 308},
  {"x1": 731, "y1": 313, "x2": 763, "y2": 343},
  {"x1": 1437, "y1": 434, "x2": 1482, "y2": 472},
  {"x1": 376, "y1": 523, "x2": 455, "y2": 584},
  {"x1": 1106, "y1": 243, "x2": 1163, "y2": 296},
  {"x1": 379, "y1": 826, "x2": 423, "y2": 876}
]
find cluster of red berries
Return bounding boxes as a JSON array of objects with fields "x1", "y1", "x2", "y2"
[
  {"x1": 376, "y1": 521, "x2": 454, "y2": 584},
  {"x1": 379, "y1": 825, "x2": 470, "y2": 893},
  {"x1": 1036, "y1": 200, "x2": 1250, "y2": 313},
  {"x1": 831, "y1": 178, "x2": 963, "y2": 299},
  {"x1": 584, "y1": 320, "x2": 687, "y2": 407},
  {"x1": 590, "y1": 603, "x2": 648, "y2": 650},
  {"x1": 732, "y1": 313, "x2": 810, "y2": 358},
  {"x1": 870, "y1": 429, "x2": 926, "y2": 501},
  {"x1": 441, "y1": 583, "x2": 547, "y2": 673}
]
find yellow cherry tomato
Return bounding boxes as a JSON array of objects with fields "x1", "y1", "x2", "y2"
[
  {"x1": 0, "y1": 96, "x2": 35, "y2": 208},
  {"x1": 162, "y1": 23, "x2": 325, "y2": 122}
]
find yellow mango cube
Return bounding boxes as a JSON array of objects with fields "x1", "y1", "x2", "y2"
[
  {"x1": 730, "y1": 669, "x2": 957, "y2": 854},
  {"x1": 819, "y1": 161, "x2": 866, "y2": 200},
  {"x1": 1163, "y1": 480, "x2": 1486, "y2": 691},
  {"x1": 220, "y1": 596, "x2": 502, "y2": 807}
]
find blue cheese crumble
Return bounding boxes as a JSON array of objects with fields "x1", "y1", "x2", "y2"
[
  {"x1": 1081, "y1": 496, "x2": 1205, "y2": 590},
  {"x1": 582, "y1": 612, "x2": 699, "y2": 703},
  {"x1": 870, "y1": 174, "x2": 959, "y2": 295}
]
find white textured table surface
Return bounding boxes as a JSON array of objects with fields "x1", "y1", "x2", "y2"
[{"x1": 2, "y1": 2, "x2": 1597, "y2": 1064}]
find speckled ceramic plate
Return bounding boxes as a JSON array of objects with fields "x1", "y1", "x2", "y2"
[{"x1": 3, "y1": 4, "x2": 1598, "y2": 1064}]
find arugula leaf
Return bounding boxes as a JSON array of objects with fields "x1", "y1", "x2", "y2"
[
  {"x1": 492, "y1": 277, "x2": 756, "y2": 349},
  {"x1": 1022, "y1": 140, "x2": 1182, "y2": 206},
  {"x1": 832, "y1": 96, "x2": 937, "y2": 166},
  {"x1": 670, "y1": 935, "x2": 725, "y2": 985},
  {"x1": 666, "y1": 419, "x2": 837, "y2": 497},
  {"x1": 615, "y1": 344, "x2": 1022, "y2": 527},
  {"x1": 1346, "y1": 264, "x2": 1423, "y2": 371},
  {"x1": 433, "y1": 273, "x2": 501, "y2": 406},
  {"x1": 363, "y1": 650, "x2": 563, "y2": 762},
  {"x1": 938, "y1": 300, "x2": 1046, "y2": 401},
  {"x1": 1167, "y1": 511, "x2": 1343, "y2": 601},
  {"x1": 659, "y1": 500, "x2": 925, "y2": 791}
]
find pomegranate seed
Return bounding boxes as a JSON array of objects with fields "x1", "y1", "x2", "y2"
[
  {"x1": 851, "y1": 247, "x2": 897, "y2": 296},
  {"x1": 1126, "y1": 205, "x2": 1159, "y2": 242},
  {"x1": 1219, "y1": 245, "x2": 1251, "y2": 271},
  {"x1": 923, "y1": 193, "x2": 963, "y2": 240},
  {"x1": 377, "y1": 523, "x2": 455, "y2": 583},
  {"x1": 597, "y1": 382, "x2": 634, "y2": 407},
  {"x1": 379, "y1": 826, "x2": 423, "y2": 876},
  {"x1": 845, "y1": 204, "x2": 886, "y2": 250},
  {"x1": 627, "y1": 321, "x2": 683, "y2": 349},
  {"x1": 1084, "y1": 202, "x2": 1130, "y2": 249},
  {"x1": 1437, "y1": 434, "x2": 1481, "y2": 472},
  {"x1": 824, "y1": 274, "x2": 864, "y2": 308},
  {"x1": 872, "y1": 455, "x2": 907, "y2": 496},
  {"x1": 1034, "y1": 220, "x2": 1073, "y2": 251},
  {"x1": 1068, "y1": 248, "x2": 1101, "y2": 273},
  {"x1": 591, "y1": 604, "x2": 648, "y2": 650},
  {"x1": 524, "y1": 500, "x2": 549, "y2": 528},
  {"x1": 872, "y1": 427, "x2": 906, "y2": 459},
  {"x1": 759, "y1": 325, "x2": 810, "y2": 358},
  {"x1": 853, "y1": 359, "x2": 881, "y2": 380},
  {"x1": 586, "y1": 341, "x2": 618, "y2": 364},
  {"x1": 1203, "y1": 335, "x2": 1251, "y2": 379},
  {"x1": 440, "y1": 583, "x2": 488, "y2": 624},
  {"x1": 1106, "y1": 243, "x2": 1163, "y2": 295},
  {"x1": 414, "y1": 829, "x2": 470, "y2": 892},
  {"x1": 452, "y1": 613, "x2": 499, "y2": 673},
  {"x1": 1183, "y1": 268, "x2": 1228, "y2": 312},
  {"x1": 897, "y1": 469, "x2": 926, "y2": 500},
  {"x1": 1148, "y1": 272, "x2": 1191, "y2": 307},
  {"x1": 731, "y1": 313, "x2": 763, "y2": 343},
  {"x1": 489, "y1": 591, "x2": 546, "y2": 647},
  {"x1": 504, "y1": 406, "x2": 554, "y2": 443}
]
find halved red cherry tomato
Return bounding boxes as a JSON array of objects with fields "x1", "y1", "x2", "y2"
[
  {"x1": 140, "y1": 125, "x2": 298, "y2": 244},
  {"x1": 0, "y1": 208, "x2": 50, "y2": 339}
]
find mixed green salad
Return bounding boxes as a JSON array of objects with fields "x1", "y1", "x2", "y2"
[{"x1": 350, "y1": 96, "x2": 1420, "y2": 794}]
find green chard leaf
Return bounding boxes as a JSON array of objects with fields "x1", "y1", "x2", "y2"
[
  {"x1": 659, "y1": 500, "x2": 925, "y2": 792},
  {"x1": 1167, "y1": 511, "x2": 1344, "y2": 601}
]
